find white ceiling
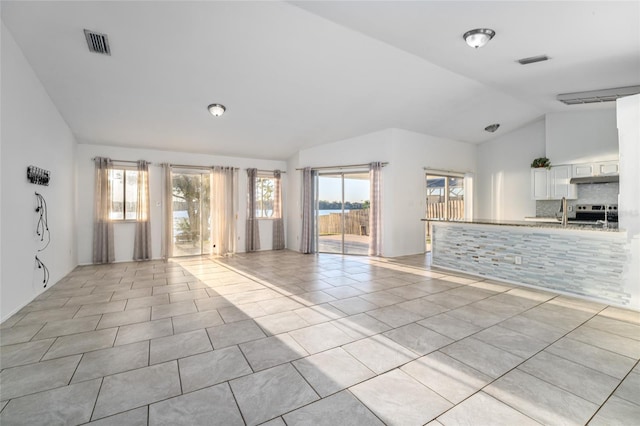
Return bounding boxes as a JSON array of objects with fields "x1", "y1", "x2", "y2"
[{"x1": 2, "y1": 1, "x2": 638, "y2": 160}]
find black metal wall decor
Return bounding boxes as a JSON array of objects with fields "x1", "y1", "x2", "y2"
[
  {"x1": 27, "y1": 166, "x2": 51, "y2": 186},
  {"x1": 35, "y1": 192, "x2": 50, "y2": 288}
]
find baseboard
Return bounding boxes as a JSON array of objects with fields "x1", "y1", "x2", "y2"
[{"x1": 0, "y1": 263, "x2": 75, "y2": 325}]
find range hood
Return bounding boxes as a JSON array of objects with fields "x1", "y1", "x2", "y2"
[{"x1": 570, "y1": 175, "x2": 619, "y2": 184}]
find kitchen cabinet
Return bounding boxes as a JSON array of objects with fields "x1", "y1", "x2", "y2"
[
  {"x1": 531, "y1": 165, "x2": 577, "y2": 200},
  {"x1": 573, "y1": 163, "x2": 594, "y2": 178},
  {"x1": 572, "y1": 160, "x2": 619, "y2": 178},
  {"x1": 597, "y1": 161, "x2": 619, "y2": 175},
  {"x1": 550, "y1": 165, "x2": 576, "y2": 199},
  {"x1": 531, "y1": 168, "x2": 550, "y2": 199}
]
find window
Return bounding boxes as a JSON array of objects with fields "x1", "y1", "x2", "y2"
[
  {"x1": 255, "y1": 176, "x2": 275, "y2": 218},
  {"x1": 426, "y1": 173, "x2": 464, "y2": 221},
  {"x1": 110, "y1": 168, "x2": 138, "y2": 220}
]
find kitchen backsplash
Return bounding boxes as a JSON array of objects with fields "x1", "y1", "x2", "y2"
[{"x1": 536, "y1": 182, "x2": 619, "y2": 218}]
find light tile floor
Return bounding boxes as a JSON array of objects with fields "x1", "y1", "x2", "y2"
[{"x1": 1, "y1": 251, "x2": 639, "y2": 425}]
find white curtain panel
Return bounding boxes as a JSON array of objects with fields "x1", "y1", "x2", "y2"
[
  {"x1": 212, "y1": 166, "x2": 238, "y2": 256},
  {"x1": 272, "y1": 170, "x2": 285, "y2": 250},
  {"x1": 161, "y1": 164, "x2": 173, "y2": 260},
  {"x1": 133, "y1": 161, "x2": 152, "y2": 261},
  {"x1": 464, "y1": 172, "x2": 474, "y2": 221},
  {"x1": 93, "y1": 157, "x2": 115, "y2": 264},
  {"x1": 369, "y1": 162, "x2": 383, "y2": 256},
  {"x1": 300, "y1": 167, "x2": 316, "y2": 254},
  {"x1": 246, "y1": 168, "x2": 260, "y2": 252}
]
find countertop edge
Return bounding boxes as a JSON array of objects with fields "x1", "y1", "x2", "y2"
[{"x1": 422, "y1": 218, "x2": 623, "y2": 233}]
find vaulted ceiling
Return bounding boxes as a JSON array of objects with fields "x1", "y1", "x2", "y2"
[{"x1": 2, "y1": 1, "x2": 638, "y2": 160}]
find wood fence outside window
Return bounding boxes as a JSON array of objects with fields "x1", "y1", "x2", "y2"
[{"x1": 318, "y1": 209, "x2": 369, "y2": 235}]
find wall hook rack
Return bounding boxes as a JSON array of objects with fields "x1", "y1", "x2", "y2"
[{"x1": 27, "y1": 166, "x2": 51, "y2": 186}]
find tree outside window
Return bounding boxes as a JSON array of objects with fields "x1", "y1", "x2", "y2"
[
  {"x1": 256, "y1": 176, "x2": 275, "y2": 218},
  {"x1": 110, "y1": 168, "x2": 138, "y2": 220}
]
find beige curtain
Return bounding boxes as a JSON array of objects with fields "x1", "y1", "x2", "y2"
[
  {"x1": 300, "y1": 167, "x2": 316, "y2": 254},
  {"x1": 212, "y1": 166, "x2": 238, "y2": 256},
  {"x1": 272, "y1": 170, "x2": 285, "y2": 250},
  {"x1": 369, "y1": 162, "x2": 383, "y2": 256},
  {"x1": 162, "y1": 164, "x2": 173, "y2": 260},
  {"x1": 93, "y1": 157, "x2": 115, "y2": 263},
  {"x1": 133, "y1": 161, "x2": 151, "y2": 260},
  {"x1": 246, "y1": 168, "x2": 260, "y2": 252}
]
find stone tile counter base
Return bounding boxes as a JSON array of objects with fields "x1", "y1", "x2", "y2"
[{"x1": 432, "y1": 222, "x2": 634, "y2": 308}]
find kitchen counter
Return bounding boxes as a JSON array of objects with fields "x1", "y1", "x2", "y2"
[
  {"x1": 429, "y1": 220, "x2": 631, "y2": 307},
  {"x1": 422, "y1": 218, "x2": 620, "y2": 232}
]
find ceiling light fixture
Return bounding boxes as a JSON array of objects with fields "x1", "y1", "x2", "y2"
[
  {"x1": 463, "y1": 28, "x2": 495, "y2": 48},
  {"x1": 484, "y1": 123, "x2": 500, "y2": 133},
  {"x1": 207, "y1": 104, "x2": 226, "y2": 117}
]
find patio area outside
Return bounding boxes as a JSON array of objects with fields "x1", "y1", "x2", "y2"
[{"x1": 318, "y1": 234, "x2": 369, "y2": 255}]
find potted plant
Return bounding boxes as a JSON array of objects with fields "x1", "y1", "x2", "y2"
[{"x1": 531, "y1": 157, "x2": 551, "y2": 169}]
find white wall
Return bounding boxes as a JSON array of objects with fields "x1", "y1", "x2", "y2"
[
  {"x1": 287, "y1": 129, "x2": 394, "y2": 254},
  {"x1": 287, "y1": 128, "x2": 476, "y2": 257},
  {"x1": 388, "y1": 129, "x2": 476, "y2": 256},
  {"x1": 476, "y1": 119, "x2": 545, "y2": 221},
  {"x1": 546, "y1": 109, "x2": 618, "y2": 164},
  {"x1": 76, "y1": 144, "x2": 286, "y2": 264},
  {"x1": 1, "y1": 22, "x2": 78, "y2": 322}
]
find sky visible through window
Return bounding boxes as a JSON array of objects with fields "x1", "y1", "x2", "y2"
[{"x1": 319, "y1": 175, "x2": 369, "y2": 203}]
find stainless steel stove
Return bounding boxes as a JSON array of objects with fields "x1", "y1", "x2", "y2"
[{"x1": 572, "y1": 204, "x2": 618, "y2": 223}]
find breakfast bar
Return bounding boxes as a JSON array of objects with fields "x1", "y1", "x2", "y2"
[{"x1": 427, "y1": 220, "x2": 633, "y2": 307}]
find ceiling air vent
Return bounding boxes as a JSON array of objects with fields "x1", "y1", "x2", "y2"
[
  {"x1": 517, "y1": 55, "x2": 549, "y2": 65},
  {"x1": 557, "y1": 85, "x2": 640, "y2": 105},
  {"x1": 84, "y1": 29, "x2": 111, "y2": 55}
]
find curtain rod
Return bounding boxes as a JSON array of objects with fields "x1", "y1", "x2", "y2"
[
  {"x1": 91, "y1": 159, "x2": 240, "y2": 170},
  {"x1": 423, "y1": 167, "x2": 469, "y2": 176},
  {"x1": 249, "y1": 169, "x2": 287, "y2": 174},
  {"x1": 295, "y1": 162, "x2": 389, "y2": 171},
  {"x1": 91, "y1": 157, "x2": 140, "y2": 164},
  {"x1": 169, "y1": 164, "x2": 239, "y2": 170}
]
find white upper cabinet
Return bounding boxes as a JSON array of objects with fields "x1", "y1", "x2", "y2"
[
  {"x1": 572, "y1": 163, "x2": 594, "y2": 178},
  {"x1": 572, "y1": 160, "x2": 619, "y2": 178},
  {"x1": 531, "y1": 168, "x2": 550, "y2": 200},
  {"x1": 531, "y1": 165, "x2": 577, "y2": 200},
  {"x1": 550, "y1": 165, "x2": 577, "y2": 199},
  {"x1": 597, "y1": 161, "x2": 619, "y2": 176}
]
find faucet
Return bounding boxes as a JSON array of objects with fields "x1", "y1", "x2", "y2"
[
  {"x1": 597, "y1": 205, "x2": 609, "y2": 229},
  {"x1": 560, "y1": 197, "x2": 568, "y2": 227}
]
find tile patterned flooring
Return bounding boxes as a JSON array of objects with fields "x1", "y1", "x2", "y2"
[{"x1": 1, "y1": 251, "x2": 639, "y2": 425}]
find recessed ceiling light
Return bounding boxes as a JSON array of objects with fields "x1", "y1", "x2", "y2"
[
  {"x1": 207, "y1": 104, "x2": 226, "y2": 117},
  {"x1": 484, "y1": 123, "x2": 500, "y2": 133},
  {"x1": 463, "y1": 28, "x2": 495, "y2": 48}
]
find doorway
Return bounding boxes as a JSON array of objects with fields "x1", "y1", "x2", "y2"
[
  {"x1": 316, "y1": 171, "x2": 370, "y2": 255},
  {"x1": 171, "y1": 169, "x2": 211, "y2": 256}
]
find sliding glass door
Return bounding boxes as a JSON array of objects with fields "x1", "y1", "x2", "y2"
[
  {"x1": 171, "y1": 170, "x2": 211, "y2": 256},
  {"x1": 317, "y1": 171, "x2": 370, "y2": 255},
  {"x1": 425, "y1": 173, "x2": 465, "y2": 251}
]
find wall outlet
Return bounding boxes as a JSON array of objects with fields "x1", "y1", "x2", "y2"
[
  {"x1": 568, "y1": 205, "x2": 573, "y2": 212},
  {"x1": 515, "y1": 256, "x2": 522, "y2": 265}
]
